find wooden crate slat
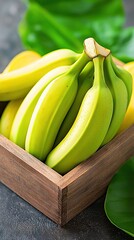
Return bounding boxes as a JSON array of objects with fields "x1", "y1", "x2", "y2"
[{"x1": 0, "y1": 135, "x2": 62, "y2": 223}]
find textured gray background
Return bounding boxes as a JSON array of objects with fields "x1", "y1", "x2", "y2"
[{"x1": 0, "y1": 0, "x2": 134, "y2": 239}]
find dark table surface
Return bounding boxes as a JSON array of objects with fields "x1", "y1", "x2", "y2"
[{"x1": 0, "y1": 0, "x2": 134, "y2": 239}]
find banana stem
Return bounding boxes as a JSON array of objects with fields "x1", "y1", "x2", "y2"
[
  {"x1": 93, "y1": 55, "x2": 106, "y2": 87},
  {"x1": 84, "y1": 38, "x2": 110, "y2": 59},
  {"x1": 67, "y1": 51, "x2": 90, "y2": 76}
]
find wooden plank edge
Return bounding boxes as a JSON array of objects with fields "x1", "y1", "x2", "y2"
[
  {"x1": 0, "y1": 135, "x2": 62, "y2": 224},
  {"x1": 58, "y1": 186, "x2": 68, "y2": 226},
  {"x1": 0, "y1": 144, "x2": 60, "y2": 224}
]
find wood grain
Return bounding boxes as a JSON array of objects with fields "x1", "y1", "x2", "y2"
[{"x1": 0, "y1": 135, "x2": 62, "y2": 224}]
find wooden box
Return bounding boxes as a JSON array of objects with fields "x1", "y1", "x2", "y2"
[{"x1": 0, "y1": 122, "x2": 134, "y2": 226}]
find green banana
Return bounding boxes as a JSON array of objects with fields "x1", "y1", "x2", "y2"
[
  {"x1": 0, "y1": 49, "x2": 79, "y2": 101},
  {"x1": 0, "y1": 99, "x2": 23, "y2": 138},
  {"x1": 10, "y1": 65, "x2": 70, "y2": 149},
  {"x1": 45, "y1": 55, "x2": 113, "y2": 174},
  {"x1": 102, "y1": 54, "x2": 128, "y2": 145},
  {"x1": 111, "y1": 59, "x2": 132, "y2": 104},
  {"x1": 25, "y1": 51, "x2": 90, "y2": 161},
  {"x1": 54, "y1": 61, "x2": 94, "y2": 146}
]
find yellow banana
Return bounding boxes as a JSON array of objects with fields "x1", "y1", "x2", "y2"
[
  {"x1": 0, "y1": 51, "x2": 41, "y2": 138},
  {"x1": 3, "y1": 51, "x2": 41, "y2": 73},
  {"x1": 124, "y1": 62, "x2": 134, "y2": 70},
  {"x1": 10, "y1": 65, "x2": 70, "y2": 148},
  {"x1": 118, "y1": 62, "x2": 134, "y2": 132},
  {"x1": 25, "y1": 51, "x2": 90, "y2": 161},
  {"x1": 0, "y1": 50, "x2": 41, "y2": 101},
  {"x1": 0, "y1": 49, "x2": 79, "y2": 101},
  {"x1": 46, "y1": 55, "x2": 113, "y2": 174},
  {"x1": 0, "y1": 99, "x2": 23, "y2": 138}
]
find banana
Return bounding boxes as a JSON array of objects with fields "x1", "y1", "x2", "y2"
[
  {"x1": 3, "y1": 51, "x2": 41, "y2": 73},
  {"x1": 0, "y1": 99, "x2": 23, "y2": 138},
  {"x1": 101, "y1": 54, "x2": 128, "y2": 145},
  {"x1": 0, "y1": 49, "x2": 79, "y2": 101},
  {"x1": 0, "y1": 88, "x2": 32, "y2": 102},
  {"x1": 10, "y1": 65, "x2": 70, "y2": 149},
  {"x1": 111, "y1": 59, "x2": 132, "y2": 104},
  {"x1": 25, "y1": 51, "x2": 90, "y2": 161},
  {"x1": 124, "y1": 61, "x2": 134, "y2": 74},
  {"x1": 123, "y1": 61, "x2": 134, "y2": 72},
  {"x1": 45, "y1": 55, "x2": 113, "y2": 174},
  {"x1": 54, "y1": 61, "x2": 94, "y2": 146},
  {"x1": 118, "y1": 62, "x2": 134, "y2": 132},
  {"x1": 0, "y1": 52, "x2": 40, "y2": 138},
  {"x1": 0, "y1": 51, "x2": 41, "y2": 101}
]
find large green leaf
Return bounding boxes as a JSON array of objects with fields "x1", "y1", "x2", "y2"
[
  {"x1": 19, "y1": 0, "x2": 134, "y2": 61},
  {"x1": 104, "y1": 157, "x2": 134, "y2": 237}
]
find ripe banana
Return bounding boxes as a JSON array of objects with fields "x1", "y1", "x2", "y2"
[
  {"x1": 25, "y1": 51, "x2": 90, "y2": 161},
  {"x1": 118, "y1": 62, "x2": 134, "y2": 132},
  {"x1": 0, "y1": 51, "x2": 41, "y2": 101},
  {"x1": 0, "y1": 52, "x2": 39, "y2": 138},
  {"x1": 0, "y1": 49, "x2": 79, "y2": 101},
  {"x1": 55, "y1": 61, "x2": 94, "y2": 146},
  {"x1": 101, "y1": 54, "x2": 128, "y2": 145},
  {"x1": 45, "y1": 55, "x2": 113, "y2": 174},
  {"x1": 10, "y1": 65, "x2": 70, "y2": 149},
  {"x1": 3, "y1": 50, "x2": 41, "y2": 73},
  {"x1": 0, "y1": 99, "x2": 23, "y2": 138}
]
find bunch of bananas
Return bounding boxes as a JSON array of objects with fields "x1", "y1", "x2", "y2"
[{"x1": 0, "y1": 38, "x2": 133, "y2": 174}]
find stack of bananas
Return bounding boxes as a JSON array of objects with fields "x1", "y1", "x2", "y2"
[{"x1": 0, "y1": 38, "x2": 133, "y2": 174}]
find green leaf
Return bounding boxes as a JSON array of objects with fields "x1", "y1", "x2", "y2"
[
  {"x1": 104, "y1": 157, "x2": 134, "y2": 237},
  {"x1": 18, "y1": 0, "x2": 134, "y2": 62},
  {"x1": 112, "y1": 27, "x2": 134, "y2": 62},
  {"x1": 19, "y1": 1, "x2": 83, "y2": 55}
]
